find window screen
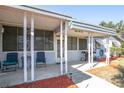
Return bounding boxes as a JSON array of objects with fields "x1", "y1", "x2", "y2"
[
  {"x1": 3, "y1": 26, "x2": 54, "y2": 51},
  {"x1": 68, "y1": 37, "x2": 77, "y2": 50},
  {"x1": 3, "y1": 26, "x2": 17, "y2": 51},
  {"x1": 34, "y1": 30, "x2": 53, "y2": 50},
  {"x1": 79, "y1": 39, "x2": 87, "y2": 50}
]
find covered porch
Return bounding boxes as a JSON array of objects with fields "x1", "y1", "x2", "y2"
[{"x1": 0, "y1": 5, "x2": 71, "y2": 85}]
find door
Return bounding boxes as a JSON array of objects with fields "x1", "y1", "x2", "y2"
[{"x1": 56, "y1": 39, "x2": 64, "y2": 63}]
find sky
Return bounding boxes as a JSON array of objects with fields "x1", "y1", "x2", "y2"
[{"x1": 33, "y1": 5, "x2": 124, "y2": 25}]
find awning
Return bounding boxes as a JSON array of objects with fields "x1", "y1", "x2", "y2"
[
  {"x1": 95, "y1": 36, "x2": 121, "y2": 48},
  {"x1": 70, "y1": 20, "x2": 116, "y2": 36},
  {"x1": 109, "y1": 36, "x2": 121, "y2": 47}
]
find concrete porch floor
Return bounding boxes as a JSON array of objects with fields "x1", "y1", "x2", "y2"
[{"x1": 0, "y1": 61, "x2": 107, "y2": 87}]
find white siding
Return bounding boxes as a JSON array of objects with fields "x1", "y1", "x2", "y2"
[
  {"x1": 67, "y1": 50, "x2": 82, "y2": 62},
  {"x1": 45, "y1": 51, "x2": 56, "y2": 64}
]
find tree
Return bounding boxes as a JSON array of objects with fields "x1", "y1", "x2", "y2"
[
  {"x1": 99, "y1": 20, "x2": 124, "y2": 34},
  {"x1": 99, "y1": 20, "x2": 124, "y2": 51},
  {"x1": 100, "y1": 21, "x2": 107, "y2": 27},
  {"x1": 115, "y1": 20, "x2": 124, "y2": 34}
]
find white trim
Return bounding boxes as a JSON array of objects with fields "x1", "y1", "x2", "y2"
[
  {"x1": 105, "y1": 38, "x2": 107, "y2": 64},
  {"x1": 91, "y1": 36, "x2": 94, "y2": 63},
  {"x1": 60, "y1": 20, "x2": 63, "y2": 75},
  {"x1": 64, "y1": 22, "x2": 68, "y2": 74},
  {"x1": 54, "y1": 32, "x2": 57, "y2": 62},
  {"x1": 67, "y1": 50, "x2": 79, "y2": 52},
  {"x1": 108, "y1": 37, "x2": 110, "y2": 64},
  {"x1": 105, "y1": 37, "x2": 110, "y2": 64},
  {"x1": 34, "y1": 51, "x2": 55, "y2": 52},
  {"x1": 30, "y1": 15, "x2": 35, "y2": 81},
  {"x1": 55, "y1": 38, "x2": 65, "y2": 63},
  {"x1": 88, "y1": 34, "x2": 91, "y2": 63},
  {"x1": 23, "y1": 12, "x2": 28, "y2": 82},
  {"x1": 0, "y1": 33, "x2": 3, "y2": 52},
  {"x1": 77, "y1": 37, "x2": 79, "y2": 50},
  {"x1": 53, "y1": 32, "x2": 56, "y2": 51}
]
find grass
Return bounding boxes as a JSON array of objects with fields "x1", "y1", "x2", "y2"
[{"x1": 87, "y1": 57, "x2": 124, "y2": 87}]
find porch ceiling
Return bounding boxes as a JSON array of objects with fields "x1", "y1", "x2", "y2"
[{"x1": 0, "y1": 6, "x2": 61, "y2": 31}]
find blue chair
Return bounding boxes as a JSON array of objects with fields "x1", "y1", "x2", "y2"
[
  {"x1": 36, "y1": 52, "x2": 46, "y2": 67},
  {"x1": 1, "y1": 53, "x2": 18, "y2": 72}
]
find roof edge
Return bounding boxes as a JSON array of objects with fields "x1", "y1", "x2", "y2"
[
  {"x1": 72, "y1": 19, "x2": 116, "y2": 32},
  {"x1": 5, "y1": 5, "x2": 73, "y2": 21},
  {"x1": 21, "y1": 5, "x2": 72, "y2": 19},
  {"x1": 71, "y1": 21, "x2": 116, "y2": 35}
]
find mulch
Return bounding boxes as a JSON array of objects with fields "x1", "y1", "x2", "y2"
[
  {"x1": 97, "y1": 56, "x2": 120, "y2": 63},
  {"x1": 10, "y1": 75, "x2": 78, "y2": 88}
]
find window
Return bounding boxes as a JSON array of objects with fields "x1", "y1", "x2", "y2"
[
  {"x1": 34, "y1": 30, "x2": 53, "y2": 51},
  {"x1": 44, "y1": 31, "x2": 53, "y2": 50},
  {"x1": 3, "y1": 26, "x2": 17, "y2": 51},
  {"x1": 68, "y1": 37, "x2": 77, "y2": 50},
  {"x1": 34, "y1": 30, "x2": 44, "y2": 50},
  {"x1": 79, "y1": 39, "x2": 87, "y2": 50},
  {"x1": 17, "y1": 27, "x2": 31, "y2": 51},
  {"x1": 3, "y1": 25, "x2": 54, "y2": 51},
  {"x1": 18, "y1": 27, "x2": 23, "y2": 51}
]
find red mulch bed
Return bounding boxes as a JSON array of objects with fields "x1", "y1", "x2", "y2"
[
  {"x1": 10, "y1": 75, "x2": 78, "y2": 88},
  {"x1": 98, "y1": 56, "x2": 119, "y2": 63}
]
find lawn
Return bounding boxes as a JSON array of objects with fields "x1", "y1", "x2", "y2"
[{"x1": 87, "y1": 57, "x2": 124, "y2": 87}]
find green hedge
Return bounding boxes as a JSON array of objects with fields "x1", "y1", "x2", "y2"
[{"x1": 111, "y1": 47, "x2": 124, "y2": 55}]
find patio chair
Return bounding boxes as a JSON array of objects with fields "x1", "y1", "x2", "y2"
[
  {"x1": 1, "y1": 53, "x2": 18, "y2": 72},
  {"x1": 36, "y1": 52, "x2": 46, "y2": 67}
]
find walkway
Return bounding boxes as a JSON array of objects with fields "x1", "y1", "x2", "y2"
[{"x1": 70, "y1": 64, "x2": 119, "y2": 88}]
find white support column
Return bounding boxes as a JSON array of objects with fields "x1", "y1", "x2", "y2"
[
  {"x1": 60, "y1": 20, "x2": 63, "y2": 75},
  {"x1": 105, "y1": 38, "x2": 108, "y2": 64},
  {"x1": 64, "y1": 22, "x2": 68, "y2": 74},
  {"x1": 88, "y1": 34, "x2": 91, "y2": 64},
  {"x1": 0, "y1": 31, "x2": 3, "y2": 52},
  {"x1": 106, "y1": 37, "x2": 110, "y2": 64},
  {"x1": 91, "y1": 35, "x2": 94, "y2": 63},
  {"x1": 108, "y1": 37, "x2": 110, "y2": 64},
  {"x1": 30, "y1": 15, "x2": 35, "y2": 81},
  {"x1": 23, "y1": 12, "x2": 28, "y2": 82}
]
